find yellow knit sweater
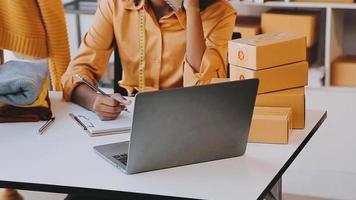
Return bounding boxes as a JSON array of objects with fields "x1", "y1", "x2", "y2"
[{"x1": 0, "y1": 0, "x2": 70, "y2": 91}]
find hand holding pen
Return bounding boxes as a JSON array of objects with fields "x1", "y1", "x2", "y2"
[{"x1": 76, "y1": 74, "x2": 131, "y2": 121}]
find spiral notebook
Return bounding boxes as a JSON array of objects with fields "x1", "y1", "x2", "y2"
[{"x1": 69, "y1": 101, "x2": 134, "y2": 137}]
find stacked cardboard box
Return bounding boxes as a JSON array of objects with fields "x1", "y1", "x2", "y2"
[
  {"x1": 261, "y1": 10, "x2": 320, "y2": 64},
  {"x1": 234, "y1": 16, "x2": 261, "y2": 38},
  {"x1": 249, "y1": 107, "x2": 293, "y2": 144},
  {"x1": 331, "y1": 56, "x2": 356, "y2": 86},
  {"x1": 227, "y1": 32, "x2": 308, "y2": 144}
]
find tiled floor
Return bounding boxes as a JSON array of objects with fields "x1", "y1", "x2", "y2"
[{"x1": 2, "y1": 87, "x2": 356, "y2": 200}]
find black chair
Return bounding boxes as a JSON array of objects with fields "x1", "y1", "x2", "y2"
[
  {"x1": 113, "y1": 32, "x2": 241, "y2": 95},
  {"x1": 113, "y1": 47, "x2": 128, "y2": 96}
]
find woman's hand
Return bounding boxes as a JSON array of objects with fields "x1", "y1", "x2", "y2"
[
  {"x1": 92, "y1": 93, "x2": 131, "y2": 121},
  {"x1": 72, "y1": 84, "x2": 131, "y2": 121},
  {"x1": 183, "y1": 0, "x2": 200, "y2": 11}
]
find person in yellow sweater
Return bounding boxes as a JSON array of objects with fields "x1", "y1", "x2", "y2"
[
  {"x1": 0, "y1": 0, "x2": 70, "y2": 91},
  {"x1": 1, "y1": 0, "x2": 69, "y2": 199},
  {"x1": 62, "y1": 0, "x2": 237, "y2": 121}
]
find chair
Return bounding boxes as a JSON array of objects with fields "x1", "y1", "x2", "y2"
[{"x1": 113, "y1": 32, "x2": 241, "y2": 95}]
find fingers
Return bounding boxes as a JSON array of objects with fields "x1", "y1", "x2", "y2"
[
  {"x1": 96, "y1": 111, "x2": 121, "y2": 121},
  {"x1": 111, "y1": 93, "x2": 132, "y2": 106},
  {"x1": 94, "y1": 103, "x2": 123, "y2": 113},
  {"x1": 92, "y1": 95, "x2": 126, "y2": 121},
  {"x1": 100, "y1": 95, "x2": 121, "y2": 107}
]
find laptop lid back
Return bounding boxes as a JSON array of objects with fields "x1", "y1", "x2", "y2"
[{"x1": 126, "y1": 79, "x2": 258, "y2": 174}]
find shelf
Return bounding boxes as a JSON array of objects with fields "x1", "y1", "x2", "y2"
[
  {"x1": 230, "y1": 0, "x2": 356, "y2": 9},
  {"x1": 230, "y1": 0, "x2": 356, "y2": 87}
]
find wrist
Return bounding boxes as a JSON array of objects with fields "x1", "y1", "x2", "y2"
[{"x1": 185, "y1": 6, "x2": 200, "y2": 13}]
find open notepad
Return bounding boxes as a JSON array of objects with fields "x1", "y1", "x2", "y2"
[{"x1": 69, "y1": 99, "x2": 134, "y2": 137}]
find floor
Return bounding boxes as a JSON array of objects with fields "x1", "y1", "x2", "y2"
[{"x1": 1, "y1": 87, "x2": 355, "y2": 200}]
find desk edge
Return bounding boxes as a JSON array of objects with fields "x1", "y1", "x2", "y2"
[{"x1": 257, "y1": 111, "x2": 327, "y2": 200}]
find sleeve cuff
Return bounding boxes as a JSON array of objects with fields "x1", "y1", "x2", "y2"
[
  {"x1": 183, "y1": 48, "x2": 226, "y2": 87},
  {"x1": 61, "y1": 70, "x2": 98, "y2": 101}
]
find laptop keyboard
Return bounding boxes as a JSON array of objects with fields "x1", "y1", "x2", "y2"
[{"x1": 112, "y1": 154, "x2": 128, "y2": 166}]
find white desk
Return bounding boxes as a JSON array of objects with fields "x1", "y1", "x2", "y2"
[{"x1": 0, "y1": 92, "x2": 326, "y2": 200}]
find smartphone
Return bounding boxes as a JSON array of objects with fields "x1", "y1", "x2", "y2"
[{"x1": 164, "y1": 0, "x2": 183, "y2": 11}]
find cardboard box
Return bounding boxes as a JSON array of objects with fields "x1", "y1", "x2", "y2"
[
  {"x1": 228, "y1": 33, "x2": 306, "y2": 70},
  {"x1": 249, "y1": 107, "x2": 292, "y2": 144},
  {"x1": 331, "y1": 56, "x2": 356, "y2": 86},
  {"x1": 230, "y1": 61, "x2": 308, "y2": 94},
  {"x1": 292, "y1": 0, "x2": 353, "y2": 3},
  {"x1": 255, "y1": 87, "x2": 305, "y2": 129},
  {"x1": 261, "y1": 10, "x2": 320, "y2": 47},
  {"x1": 234, "y1": 16, "x2": 261, "y2": 38}
]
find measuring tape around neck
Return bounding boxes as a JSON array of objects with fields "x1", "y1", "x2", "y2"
[{"x1": 138, "y1": 9, "x2": 146, "y2": 92}]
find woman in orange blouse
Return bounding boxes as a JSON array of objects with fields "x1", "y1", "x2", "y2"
[{"x1": 62, "y1": 0, "x2": 236, "y2": 121}]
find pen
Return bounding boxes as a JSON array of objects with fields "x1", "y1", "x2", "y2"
[
  {"x1": 38, "y1": 117, "x2": 55, "y2": 135},
  {"x1": 69, "y1": 113, "x2": 87, "y2": 130},
  {"x1": 76, "y1": 74, "x2": 130, "y2": 113}
]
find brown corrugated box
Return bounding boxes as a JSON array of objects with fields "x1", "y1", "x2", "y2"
[
  {"x1": 234, "y1": 16, "x2": 261, "y2": 38},
  {"x1": 261, "y1": 10, "x2": 320, "y2": 48},
  {"x1": 230, "y1": 61, "x2": 308, "y2": 94},
  {"x1": 255, "y1": 87, "x2": 305, "y2": 129},
  {"x1": 249, "y1": 107, "x2": 292, "y2": 144},
  {"x1": 331, "y1": 56, "x2": 356, "y2": 86},
  {"x1": 292, "y1": 0, "x2": 353, "y2": 3},
  {"x1": 228, "y1": 33, "x2": 306, "y2": 70}
]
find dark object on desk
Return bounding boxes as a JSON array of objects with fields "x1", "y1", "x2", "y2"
[
  {"x1": 0, "y1": 95, "x2": 52, "y2": 123},
  {"x1": 0, "y1": 61, "x2": 48, "y2": 105},
  {"x1": 38, "y1": 117, "x2": 55, "y2": 135}
]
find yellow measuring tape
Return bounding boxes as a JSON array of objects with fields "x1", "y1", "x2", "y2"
[{"x1": 138, "y1": 9, "x2": 146, "y2": 92}]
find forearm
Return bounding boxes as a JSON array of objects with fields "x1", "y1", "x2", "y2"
[
  {"x1": 71, "y1": 84, "x2": 99, "y2": 111},
  {"x1": 186, "y1": 7, "x2": 206, "y2": 72}
]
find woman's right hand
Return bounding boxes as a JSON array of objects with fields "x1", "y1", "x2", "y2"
[{"x1": 92, "y1": 93, "x2": 131, "y2": 121}]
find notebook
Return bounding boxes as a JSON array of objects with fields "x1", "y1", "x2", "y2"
[{"x1": 69, "y1": 99, "x2": 134, "y2": 137}]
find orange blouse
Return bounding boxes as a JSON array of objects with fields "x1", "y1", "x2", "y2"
[{"x1": 61, "y1": 0, "x2": 236, "y2": 100}]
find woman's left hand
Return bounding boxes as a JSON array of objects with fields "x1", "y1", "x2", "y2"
[{"x1": 183, "y1": 0, "x2": 200, "y2": 11}]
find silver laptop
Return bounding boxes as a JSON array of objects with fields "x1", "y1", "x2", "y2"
[{"x1": 94, "y1": 79, "x2": 259, "y2": 174}]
